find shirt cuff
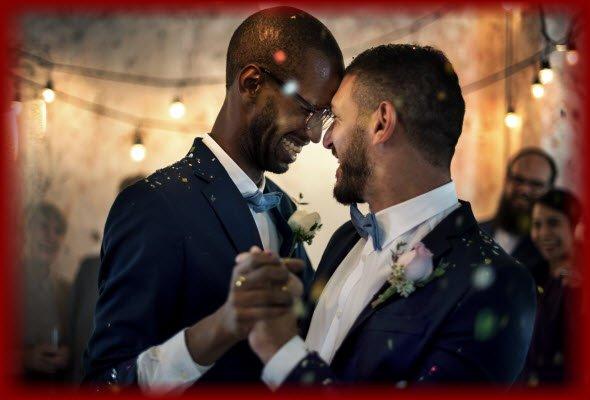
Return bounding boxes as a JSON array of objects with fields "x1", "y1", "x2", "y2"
[
  {"x1": 261, "y1": 335, "x2": 308, "y2": 391},
  {"x1": 137, "y1": 328, "x2": 213, "y2": 394}
]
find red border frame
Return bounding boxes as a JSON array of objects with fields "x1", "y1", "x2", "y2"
[{"x1": 1, "y1": 1, "x2": 589, "y2": 398}]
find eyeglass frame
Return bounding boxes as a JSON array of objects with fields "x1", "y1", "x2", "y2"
[{"x1": 259, "y1": 66, "x2": 335, "y2": 137}]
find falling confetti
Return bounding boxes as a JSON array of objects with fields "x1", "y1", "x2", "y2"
[
  {"x1": 474, "y1": 309, "x2": 498, "y2": 341},
  {"x1": 472, "y1": 265, "x2": 495, "y2": 290},
  {"x1": 282, "y1": 80, "x2": 299, "y2": 96},
  {"x1": 273, "y1": 49, "x2": 287, "y2": 64}
]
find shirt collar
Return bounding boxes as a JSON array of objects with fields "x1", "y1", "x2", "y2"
[
  {"x1": 201, "y1": 134, "x2": 265, "y2": 196},
  {"x1": 374, "y1": 181, "x2": 459, "y2": 250}
]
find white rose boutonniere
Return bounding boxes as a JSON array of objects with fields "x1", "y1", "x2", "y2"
[{"x1": 287, "y1": 209, "x2": 322, "y2": 256}]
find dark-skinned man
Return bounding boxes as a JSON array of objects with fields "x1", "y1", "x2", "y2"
[{"x1": 83, "y1": 7, "x2": 343, "y2": 392}]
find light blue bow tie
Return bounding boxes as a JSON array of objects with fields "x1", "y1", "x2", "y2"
[
  {"x1": 245, "y1": 190, "x2": 283, "y2": 213},
  {"x1": 350, "y1": 203, "x2": 383, "y2": 251}
]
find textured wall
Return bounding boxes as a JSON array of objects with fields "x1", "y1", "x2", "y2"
[{"x1": 13, "y1": 5, "x2": 579, "y2": 281}]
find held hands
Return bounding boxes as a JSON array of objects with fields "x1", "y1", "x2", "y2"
[{"x1": 219, "y1": 246, "x2": 304, "y2": 342}]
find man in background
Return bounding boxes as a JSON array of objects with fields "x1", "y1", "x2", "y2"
[
  {"x1": 21, "y1": 202, "x2": 70, "y2": 382},
  {"x1": 480, "y1": 148, "x2": 557, "y2": 284}
]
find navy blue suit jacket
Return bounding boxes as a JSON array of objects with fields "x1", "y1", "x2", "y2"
[
  {"x1": 287, "y1": 202, "x2": 536, "y2": 386},
  {"x1": 83, "y1": 137, "x2": 313, "y2": 385}
]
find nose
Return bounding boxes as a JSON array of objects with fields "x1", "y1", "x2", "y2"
[
  {"x1": 306, "y1": 126, "x2": 322, "y2": 144},
  {"x1": 322, "y1": 128, "x2": 333, "y2": 150}
]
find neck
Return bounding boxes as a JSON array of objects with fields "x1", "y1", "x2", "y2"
[
  {"x1": 365, "y1": 153, "x2": 451, "y2": 213},
  {"x1": 210, "y1": 98, "x2": 264, "y2": 186}
]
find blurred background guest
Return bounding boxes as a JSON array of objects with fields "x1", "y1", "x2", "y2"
[
  {"x1": 21, "y1": 202, "x2": 71, "y2": 382},
  {"x1": 480, "y1": 148, "x2": 557, "y2": 284},
  {"x1": 520, "y1": 189, "x2": 582, "y2": 385},
  {"x1": 68, "y1": 175, "x2": 143, "y2": 383}
]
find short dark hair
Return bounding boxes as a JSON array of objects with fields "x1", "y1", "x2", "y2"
[
  {"x1": 535, "y1": 189, "x2": 581, "y2": 228},
  {"x1": 226, "y1": 6, "x2": 343, "y2": 88},
  {"x1": 345, "y1": 44, "x2": 465, "y2": 168},
  {"x1": 507, "y1": 147, "x2": 557, "y2": 186},
  {"x1": 26, "y1": 202, "x2": 67, "y2": 235}
]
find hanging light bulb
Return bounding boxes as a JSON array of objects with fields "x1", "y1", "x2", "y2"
[
  {"x1": 42, "y1": 80, "x2": 56, "y2": 103},
  {"x1": 531, "y1": 76, "x2": 545, "y2": 99},
  {"x1": 130, "y1": 129, "x2": 146, "y2": 162},
  {"x1": 555, "y1": 44, "x2": 568, "y2": 52},
  {"x1": 566, "y1": 42, "x2": 579, "y2": 65},
  {"x1": 168, "y1": 96, "x2": 186, "y2": 119},
  {"x1": 504, "y1": 107, "x2": 522, "y2": 129},
  {"x1": 12, "y1": 91, "x2": 22, "y2": 115},
  {"x1": 538, "y1": 59, "x2": 554, "y2": 84}
]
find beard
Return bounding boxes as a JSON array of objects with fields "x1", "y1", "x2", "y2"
[
  {"x1": 333, "y1": 123, "x2": 372, "y2": 205},
  {"x1": 245, "y1": 99, "x2": 292, "y2": 174},
  {"x1": 495, "y1": 194, "x2": 533, "y2": 235}
]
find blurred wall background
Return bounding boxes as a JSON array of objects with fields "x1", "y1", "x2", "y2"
[{"x1": 10, "y1": 4, "x2": 582, "y2": 280}]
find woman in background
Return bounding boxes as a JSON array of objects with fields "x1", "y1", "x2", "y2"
[{"x1": 521, "y1": 189, "x2": 582, "y2": 385}]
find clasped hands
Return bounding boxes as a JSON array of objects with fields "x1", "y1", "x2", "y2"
[{"x1": 225, "y1": 246, "x2": 302, "y2": 363}]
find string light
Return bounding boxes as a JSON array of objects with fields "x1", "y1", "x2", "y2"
[
  {"x1": 538, "y1": 58, "x2": 554, "y2": 84},
  {"x1": 12, "y1": 91, "x2": 22, "y2": 115},
  {"x1": 566, "y1": 42, "x2": 579, "y2": 65},
  {"x1": 130, "y1": 128, "x2": 146, "y2": 162},
  {"x1": 168, "y1": 96, "x2": 186, "y2": 119},
  {"x1": 42, "y1": 80, "x2": 56, "y2": 103},
  {"x1": 531, "y1": 76, "x2": 545, "y2": 99},
  {"x1": 504, "y1": 107, "x2": 522, "y2": 129}
]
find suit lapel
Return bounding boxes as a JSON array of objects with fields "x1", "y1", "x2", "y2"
[
  {"x1": 332, "y1": 202, "x2": 477, "y2": 361},
  {"x1": 190, "y1": 138, "x2": 263, "y2": 253},
  {"x1": 264, "y1": 184, "x2": 295, "y2": 258}
]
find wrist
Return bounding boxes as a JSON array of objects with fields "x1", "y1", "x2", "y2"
[{"x1": 258, "y1": 335, "x2": 295, "y2": 364}]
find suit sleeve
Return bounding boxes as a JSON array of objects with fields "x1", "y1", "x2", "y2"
[
  {"x1": 83, "y1": 187, "x2": 185, "y2": 386},
  {"x1": 280, "y1": 262, "x2": 537, "y2": 387}
]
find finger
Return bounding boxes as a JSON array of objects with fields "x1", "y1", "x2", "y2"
[
  {"x1": 286, "y1": 274, "x2": 304, "y2": 297},
  {"x1": 233, "y1": 289, "x2": 293, "y2": 308},
  {"x1": 250, "y1": 246, "x2": 262, "y2": 253},
  {"x1": 235, "y1": 252, "x2": 250, "y2": 263},
  {"x1": 236, "y1": 306, "x2": 292, "y2": 322},
  {"x1": 281, "y1": 258, "x2": 305, "y2": 274},
  {"x1": 233, "y1": 253, "x2": 282, "y2": 277},
  {"x1": 240, "y1": 266, "x2": 290, "y2": 289}
]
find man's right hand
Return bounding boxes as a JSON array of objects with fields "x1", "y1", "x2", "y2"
[
  {"x1": 185, "y1": 247, "x2": 304, "y2": 366},
  {"x1": 218, "y1": 248, "x2": 299, "y2": 340}
]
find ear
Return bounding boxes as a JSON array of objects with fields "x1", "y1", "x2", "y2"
[
  {"x1": 237, "y1": 64, "x2": 264, "y2": 101},
  {"x1": 369, "y1": 100, "x2": 397, "y2": 145}
]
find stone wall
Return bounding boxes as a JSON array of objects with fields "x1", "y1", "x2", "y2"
[{"x1": 13, "y1": 5, "x2": 580, "y2": 280}]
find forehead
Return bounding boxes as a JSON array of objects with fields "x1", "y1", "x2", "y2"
[
  {"x1": 533, "y1": 203, "x2": 566, "y2": 221},
  {"x1": 511, "y1": 155, "x2": 552, "y2": 179},
  {"x1": 331, "y1": 74, "x2": 357, "y2": 111},
  {"x1": 295, "y1": 49, "x2": 342, "y2": 107}
]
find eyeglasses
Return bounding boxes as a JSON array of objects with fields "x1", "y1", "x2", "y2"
[{"x1": 260, "y1": 67, "x2": 335, "y2": 138}]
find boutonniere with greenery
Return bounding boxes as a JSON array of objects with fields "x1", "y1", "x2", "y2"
[
  {"x1": 371, "y1": 241, "x2": 450, "y2": 308},
  {"x1": 287, "y1": 209, "x2": 322, "y2": 257}
]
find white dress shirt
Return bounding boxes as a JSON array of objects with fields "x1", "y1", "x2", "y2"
[
  {"x1": 137, "y1": 134, "x2": 280, "y2": 392},
  {"x1": 493, "y1": 228, "x2": 519, "y2": 256},
  {"x1": 262, "y1": 182, "x2": 459, "y2": 390}
]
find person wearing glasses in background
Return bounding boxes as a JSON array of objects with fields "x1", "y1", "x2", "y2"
[
  {"x1": 84, "y1": 6, "x2": 343, "y2": 392},
  {"x1": 480, "y1": 148, "x2": 558, "y2": 285}
]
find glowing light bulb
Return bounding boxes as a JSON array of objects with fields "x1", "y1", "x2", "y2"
[
  {"x1": 169, "y1": 97, "x2": 186, "y2": 119},
  {"x1": 42, "y1": 80, "x2": 56, "y2": 103},
  {"x1": 539, "y1": 60, "x2": 554, "y2": 84},
  {"x1": 504, "y1": 108, "x2": 522, "y2": 129},
  {"x1": 130, "y1": 130, "x2": 146, "y2": 162},
  {"x1": 531, "y1": 78, "x2": 545, "y2": 99},
  {"x1": 566, "y1": 49, "x2": 579, "y2": 65}
]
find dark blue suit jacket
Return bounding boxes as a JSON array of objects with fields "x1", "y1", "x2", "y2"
[
  {"x1": 83, "y1": 137, "x2": 313, "y2": 385},
  {"x1": 286, "y1": 202, "x2": 536, "y2": 386}
]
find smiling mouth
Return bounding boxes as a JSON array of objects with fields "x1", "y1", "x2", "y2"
[{"x1": 280, "y1": 135, "x2": 305, "y2": 162}]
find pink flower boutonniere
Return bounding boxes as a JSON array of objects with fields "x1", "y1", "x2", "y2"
[{"x1": 371, "y1": 242, "x2": 449, "y2": 308}]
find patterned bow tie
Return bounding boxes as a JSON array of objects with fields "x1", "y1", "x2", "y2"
[
  {"x1": 350, "y1": 203, "x2": 383, "y2": 251},
  {"x1": 244, "y1": 190, "x2": 283, "y2": 213}
]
